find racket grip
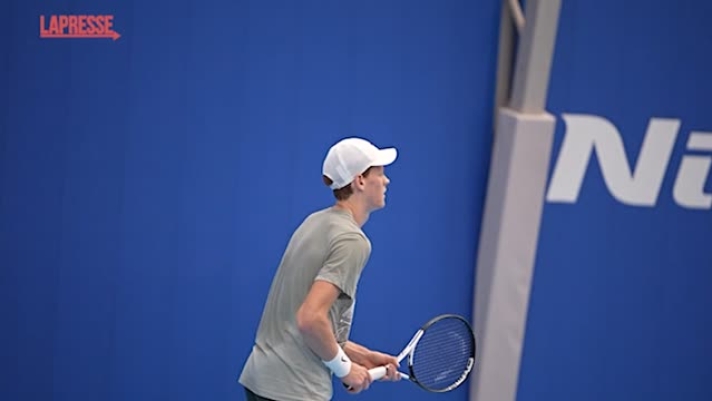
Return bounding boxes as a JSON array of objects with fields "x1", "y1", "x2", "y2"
[{"x1": 368, "y1": 366, "x2": 388, "y2": 381}]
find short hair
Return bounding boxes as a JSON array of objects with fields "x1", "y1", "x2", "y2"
[{"x1": 322, "y1": 166, "x2": 375, "y2": 200}]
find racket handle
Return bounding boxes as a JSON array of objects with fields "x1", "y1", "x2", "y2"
[{"x1": 368, "y1": 366, "x2": 388, "y2": 381}]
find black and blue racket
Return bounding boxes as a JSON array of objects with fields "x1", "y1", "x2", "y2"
[{"x1": 365, "y1": 313, "x2": 477, "y2": 393}]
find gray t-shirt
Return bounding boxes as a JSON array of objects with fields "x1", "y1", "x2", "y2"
[{"x1": 239, "y1": 207, "x2": 372, "y2": 401}]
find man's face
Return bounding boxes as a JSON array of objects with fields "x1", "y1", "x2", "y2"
[{"x1": 359, "y1": 166, "x2": 390, "y2": 210}]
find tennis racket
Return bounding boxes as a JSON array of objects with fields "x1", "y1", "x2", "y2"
[{"x1": 357, "y1": 313, "x2": 477, "y2": 393}]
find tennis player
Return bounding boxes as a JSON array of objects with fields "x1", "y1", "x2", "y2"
[{"x1": 238, "y1": 137, "x2": 402, "y2": 401}]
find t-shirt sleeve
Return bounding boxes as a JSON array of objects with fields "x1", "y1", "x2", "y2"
[{"x1": 315, "y1": 233, "x2": 371, "y2": 299}]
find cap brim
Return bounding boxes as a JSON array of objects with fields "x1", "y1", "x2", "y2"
[{"x1": 372, "y1": 148, "x2": 398, "y2": 167}]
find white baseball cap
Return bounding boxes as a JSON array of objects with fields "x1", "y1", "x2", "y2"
[{"x1": 322, "y1": 137, "x2": 398, "y2": 190}]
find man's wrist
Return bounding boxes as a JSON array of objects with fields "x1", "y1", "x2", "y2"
[{"x1": 323, "y1": 346, "x2": 352, "y2": 378}]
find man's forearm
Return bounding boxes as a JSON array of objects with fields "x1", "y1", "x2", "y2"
[
  {"x1": 343, "y1": 341, "x2": 374, "y2": 366},
  {"x1": 298, "y1": 314, "x2": 341, "y2": 361}
]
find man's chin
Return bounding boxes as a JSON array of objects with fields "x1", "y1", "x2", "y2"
[{"x1": 373, "y1": 200, "x2": 386, "y2": 210}]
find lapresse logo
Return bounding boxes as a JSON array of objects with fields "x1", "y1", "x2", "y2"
[
  {"x1": 40, "y1": 14, "x2": 121, "y2": 40},
  {"x1": 546, "y1": 114, "x2": 712, "y2": 210}
]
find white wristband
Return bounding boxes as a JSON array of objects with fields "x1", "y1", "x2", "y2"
[{"x1": 322, "y1": 347, "x2": 352, "y2": 378}]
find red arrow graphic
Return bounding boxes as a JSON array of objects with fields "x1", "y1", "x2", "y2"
[{"x1": 40, "y1": 31, "x2": 121, "y2": 40}]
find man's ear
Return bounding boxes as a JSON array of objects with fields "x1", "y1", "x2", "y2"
[
  {"x1": 349, "y1": 175, "x2": 362, "y2": 193},
  {"x1": 355, "y1": 174, "x2": 367, "y2": 190}
]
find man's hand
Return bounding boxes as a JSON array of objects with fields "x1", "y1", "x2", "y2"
[
  {"x1": 365, "y1": 351, "x2": 401, "y2": 382},
  {"x1": 343, "y1": 341, "x2": 402, "y2": 383},
  {"x1": 341, "y1": 363, "x2": 373, "y2": 394}
]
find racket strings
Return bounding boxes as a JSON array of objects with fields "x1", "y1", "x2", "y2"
[{"x1": 410, "y1": 318, "x2": 474, "y2": 391}]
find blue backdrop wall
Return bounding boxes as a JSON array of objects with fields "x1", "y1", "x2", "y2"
[
  {"x1": 519, "y1": 1, "x2": 712, "y2": 400},
  {"x1": 0, "y1": 1, "x2": 500, "y2": 400}
]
